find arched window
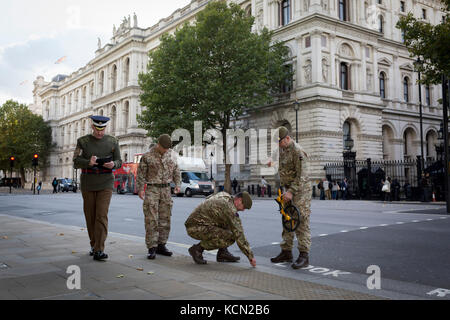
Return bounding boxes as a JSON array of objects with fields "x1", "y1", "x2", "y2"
[
  {"x1": 124, "y1": 58, "x2": 130, "y2": 86},
  {"x1": 339, "y1": 0, "x2": 348, "y2": 21},
  {"x1": 340, "y1": 62, "x2": 349, "y2": 90},
  {"x1": 379, "y1": 72, "x2": 386, "y2": 98},
  {"x1": 82, "y1": 86, "x2": 87, "y2": 108},
  {"x1": 112, "y1": 65, "x2": 117, "y2": 92},
  {"x1": 281, "y1": 0, "x2": 291, "y2": 26},
  {"x1": 99, "y1": 71, "x2": 104, "y2": 95},
  {"x1": 425, "y1": 85, "x2": 431, "y2": 106},
  {"x1": 378, "y1": 15, "x2": 384, "y2": 34},
  {"x1": 403, "y1": 77, "x2": 410, "y2": 102},
  {"x1": 343, "y1": 121, "x2": 351, "y2": 150}
]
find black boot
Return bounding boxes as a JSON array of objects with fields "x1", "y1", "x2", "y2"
[
  {"x1": 147, "y1": 247, "x2": 156, "y2": 260},
  {"x1": 156, "y1": 243, "x2": 173, "y2": 256},
  {"x1": 188, "y1": 243, "x2": 207, "y2": 265},
  {"x1": 89, "y1": 247, "x2": 94, "y2": 256},
  {"x1": 93, "y1": 251, "x2": 108, "y2": 261},
  {"x1": 270, "y1": 250, "x2": 293, "y2": 263},
  {"x1": 217, "y1": 247, "x2": 240, "y2": 262},
  {"x1": 292, "y1": 251, "x2": 309, "y2": 269}
]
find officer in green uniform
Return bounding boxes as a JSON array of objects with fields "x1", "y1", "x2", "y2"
[
  {"x1": 269, "y1": 126, "x2": 312, "y2": 269},
  {"x1": 73, "y1": 115, "x2": 122, "y2": 261},
  {"x1": 185, "y1": 191, "x2": 256, "y2": 267}
]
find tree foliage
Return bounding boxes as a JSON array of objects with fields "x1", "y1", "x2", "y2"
[
  {"x1": 138, "y1": 1, "x2": 292, "y2": 191},
  {"x1": 0, "y1": 100, "x2": 53, "y2": 181},
  {"x1": 396, "y1": 1, "x2": 450, "y2": 84}
]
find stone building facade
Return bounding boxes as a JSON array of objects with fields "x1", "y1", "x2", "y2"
[{"x1": 33, "y1": 0, "x2": 446, "y2": 188}]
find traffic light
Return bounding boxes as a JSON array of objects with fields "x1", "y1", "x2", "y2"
[
  {"x1": 32, "y1": 154, "x2": 39, "y2": 167},
  {"x1": 10, "y1": 156, "x2": 15, "y2": 168}
]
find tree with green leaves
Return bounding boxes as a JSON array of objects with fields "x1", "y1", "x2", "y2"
[
  {"x1": 396, "y1": 0, "x2": 450, "y2": 84},
  {"x1": 138, "y1": 0, "x2": 292, "y2": 192},
  {"x1": 0, "y1": 100, "x2": 53, "y2": 185}
]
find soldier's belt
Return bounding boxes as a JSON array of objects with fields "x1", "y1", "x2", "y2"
[
  {"x1": 146, "y1": 183, "x2": 170, "y2": 188},
  {"x1": 82, "y1": 169, "x2": 113, "y2": 174}
]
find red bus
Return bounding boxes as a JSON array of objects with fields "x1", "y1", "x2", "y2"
[{"x1": 113, "y1": 153, "x2": 143, "y2": 195}]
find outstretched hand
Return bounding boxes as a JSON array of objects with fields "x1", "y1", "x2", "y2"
[{"x1": 249, "y1": 258, "x2": 256, "y2": 267}]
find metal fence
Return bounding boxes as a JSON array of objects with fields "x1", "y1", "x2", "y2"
[{"x1": 324, "y1": 156, "x2": 444, "y2": 201}]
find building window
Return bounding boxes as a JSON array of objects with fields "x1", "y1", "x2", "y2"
[
  {"x1": 339, "y1": 0, "x2": 348, "y2": 21},
  {"x1": 377, "y1": 0, "x2": 382, "y2": 4},
  {"x1": 281, "y1": 0, "x2": 290, "y2": 26},
  {"x1": 378, "y1": 16, "x2": 384, "y2": 34},
  {"x1": 425, "y1": 86, "x2": 431, "y2": 106},
  {"x1": 403, "y1": 77, "x2": 409, "y2": 102},
  {"x1": 401, "y1": 29, "x2": 405, "y2": 43},
  {"x1": 400, "y1": 1, "x2": 405, "y2": 12},
  {"x1": 379, "y1": 72, "x2": 386, "y2": 98},
  {"x1": 343, "y1": 121, "x2": 351, "y2": 150},
  {"x1": 305, "y1": 36, "x2": 311, "y2": 48},
  {"x1": 99, "y1": 71, "x2": 104, "y2": 95},
  {"x1": 422, "y1": 9, "x2": 427, "y2": 19},
  {"x1": 112, "y1": 65, "x2": 117, "y2": 92},
  {"x1": 340, "y1": 62, "x2": 349, "y2": 90},
  {"x1": 281, "y1": 64, "x2": 293, "y2": 93}
]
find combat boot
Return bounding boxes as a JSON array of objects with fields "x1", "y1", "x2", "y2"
[
  {"x1": 93, "y1": 251, "x2": 108, "y2": 261},
  {"x1": 147, "y1": 247, "x2": 156, "y2": 260},
  {"x1": 292, "y1": 251, "x2": 309, "y2": 269},
  {"x1": 270, "y1": 250, "x2": 293, "y2": 263},
  {"x1": 188, "y1": 243, "x2": 207, "y2": 265},
  {"x1": 216, "y1": 247, "x2": 240, "y2": 263},
  {"x1": 156, "y1": 243, "x2": 173, "y2": 256}
]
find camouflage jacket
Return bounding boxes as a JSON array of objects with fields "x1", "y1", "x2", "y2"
[
  {"x1": 185, "y1": 192, "x2": 254, "y2": 260},
  {"x1": 73, "y1": 134, "x2": 122, "y2": 192},
  {"x1": 136, "y1": 146, "x2": 181, "y2": 192},
  {"x1": 279, "y1": 141, "x2": 311, "y2": 195}
]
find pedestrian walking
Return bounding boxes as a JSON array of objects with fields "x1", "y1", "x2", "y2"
[
  {"x1": 37, "y1": 181, "x2": 42, "y2": 195},
  {"x1": 318, "y1": 180, "x2": 325, "y2": 200},
  {"x1": 341, "y1": 178, "x2": 348, "y2": 200},
  {"x1": 73, "y1": 115, "x2": 122, "y2": 261},
  {"x1": 323, "y1": 178, "x2": 331, "y2": 200},
  {"x1": 382, "y1": 177, "x2": 391, "y2": 202},
  {"x1": 185, "y1": 191, "x2": 255, "y2": 267},
  {"x1": 52, "y1": 177, "x2": 58, "y2": 193},
  {"x1": 261, "y1": 176, "x2": 267, "y2": 197},
  {"x1": 269, "y1": 126, "x2": 311, "y2": 269},
  {"x1": 331, "y1": 180, "x2": 339, "y2": 200},
  {"x1": 136, "y1": 134, "x2": 181, "y2": 260},
  {"x1": 232, "y1": 178, "x2": 238, "y2": 195}
]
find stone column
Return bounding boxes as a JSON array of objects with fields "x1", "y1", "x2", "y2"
[
  {"x1": 361, "y1": 42, "x2": 367, "y2": 91},
  {"x1": 311, "y1": 30, "x2": 322, "y2": 83},
  {"x1": 295, "y1": 35, "x2": 302, "y2": 87},
  {"x1": 373, "y1": 46, "x2": 379, "y2": 95},
  {"x1": 330, "y1": 34, "x2": 337, "y2": 87},
  {"x1": 392, "y1": 54, "x2": 399, "y2": 101},
  {"x1": 263, "y1": 0, "x2": 269, "y2": 27}
]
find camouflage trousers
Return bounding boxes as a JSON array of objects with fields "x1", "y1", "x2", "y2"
[
  {"x1": 186, "y1": 225, "x2": 235, "y2": 251},
  {"x1": 280, "y1": 191, "x2": 311, "y2": 253},
  {"x1": 143, "y1": 186, "x2": 173, "y2": 249}
]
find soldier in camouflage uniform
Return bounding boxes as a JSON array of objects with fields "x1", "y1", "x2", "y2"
[
  {"x1": 270, "y1": 126, "x2": 312, "y2": 269},
  {"x1": 185, "y1": 191, "x2": 256, "y2": 267},
  {"x1": 136, "y1": 134, "x2": 181, "y2": 259},
  {"x1": 73, "y1": 116, "x2": 122, "y2": 261}
]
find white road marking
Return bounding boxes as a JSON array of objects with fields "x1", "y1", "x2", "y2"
[
  {"x1": 412, "y1": 220, "x2": 419, "y2": 222},
  {"x1": 318, "y1": 234, "x2": 328, "y2": 237},
  {"x1": 271, "y1": 242, "x2": 280, "y2": 245},
  {"x1": 379, "y1": 224, "x2": 388, "y2": 227},
  {"x1": 359, "y1": 227, "x2": 368, "y2": 230},
  {"x1": 396, "y1": 222, "x2": 404, "y2": 225},
  {"x1": 426, "y1": 219, "x2": 433, "y2": 221},
  {"x1": 340, "y1": 230, "x2": 348, "y2": 233}
]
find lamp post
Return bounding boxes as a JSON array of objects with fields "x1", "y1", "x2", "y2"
[
  {"x1": 293, "y1": 99, "x2": 300, "y2": 143},
  {"x1": 343, "y1": 136, "x2": 355, "y2": 198},
  {"x1": 442, "y1": 75, "x2": 450, "y2": 214},
  {"x1": 414, "y1": 57, "x2": 425, "y2": 171}
]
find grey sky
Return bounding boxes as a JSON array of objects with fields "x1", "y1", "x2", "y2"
[{"x1": 0, "y1": 0, "x2": 192, "y2": 105}]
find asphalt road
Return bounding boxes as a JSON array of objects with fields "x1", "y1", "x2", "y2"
[{"x1": 1, "y1": 191, "x2": 449, "y2": 300}]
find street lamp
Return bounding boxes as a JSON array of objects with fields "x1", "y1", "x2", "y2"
[
  {"x1": 293, "y1": 99, "x2": 300, "y2": 143},
  {"x1": 414, "y1": 57, "x2": 425, "y2": 171}
]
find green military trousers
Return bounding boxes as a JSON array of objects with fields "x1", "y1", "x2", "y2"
[
  {"x1": 82, "y1": 189, "x2": 113, "y2": 252},
  {"x1": 143, "y1": 186, "x2": 173, "y2": 249},
  {"x1": 186, "y1": 225, "x2": 235, "y2": 251},
  {"x1": 280, "y1": 191, "x2": 311, "y2": 253}
]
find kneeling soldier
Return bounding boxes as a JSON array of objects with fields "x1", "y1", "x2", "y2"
[{"x1": 185, "y1": 191, "x2": 256, "y2": 267}]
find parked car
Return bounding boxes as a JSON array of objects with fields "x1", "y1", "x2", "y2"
[
  {"x1": 0, "y1": 177, "x2": 22, "y2": 188},
  {"x1": 57, "y1": 178, "x2": 77, "y2": 192}
]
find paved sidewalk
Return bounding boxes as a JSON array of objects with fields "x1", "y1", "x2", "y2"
[{"x1": 0, "y1": 214, "x2": 384, "y2": 300}]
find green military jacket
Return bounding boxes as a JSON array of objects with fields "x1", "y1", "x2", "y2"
[
  {"x1": 73, "y1": 134, "x2": 122, "y2": 192},
  {"x1": 136, "y1": 147, "x2": 181, "y2": 192},
  {"x1": 279, "y1": 141, "x2": 311, "y2": 196},
  {"x1": 185, "y1": 192, "x2": 254, "y2": 260}
]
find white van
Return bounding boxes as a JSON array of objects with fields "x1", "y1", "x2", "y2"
[{"x1": 174, "y1": 157, "x2": 215, "y2": 197}]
